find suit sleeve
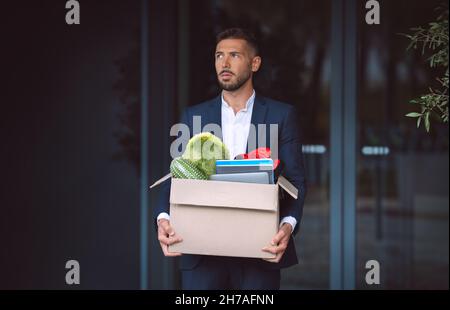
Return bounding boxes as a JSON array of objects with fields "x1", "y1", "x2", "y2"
[
  {"x1": 278, "y1": 106, "x2": 307, "y2": 236},
  {"x1": 153, "y1": 108, "x2": 190, "y2": 229}
]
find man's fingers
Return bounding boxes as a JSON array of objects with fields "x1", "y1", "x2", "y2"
[
  {"x1": 157, "y1": 220, "x2": 182, "y2": 256},
  {"x1": 262, "y1": 245, "x2": 287, "y2": 263},
  {"x1": 263, "y1": 225, "x2": 290, "y2": 259},
  {"x1": 160, "y1": 242, "x2": 182, "y2": 257},
  {"x1": 159, "y1": 220, "x2": 175, "y2": 236},
  {"x1": 261, "y1": 247, "x2": 279, "y2": 262},
  {"x1": 263, "y1": 256, "x2": 278, "y2": 263},
  {"x1": 271, "y1": 223, "x2": 293, "y2": 245},
  {"x1": 271, "y1": 229, "x2": 286, "y2": 246},
  {"x1": 158, "y1": 234, "x2": 183, "y2": 245},
  {"x1": 263, "y1": 256, "x2": 281, "y2": 263},
  {"x1": 262, "y1": 246, "x2": 277, "y2": 254},
  {"x1": 262, "y1": 241, "x2": 288, "y2": 255},
  {"x1": 168, "y1": 235, "x2": 183, "y2": 245},
  {"x1": 262, "y1": 252, "x2": 283, "y2": 263},
  {"x1": 261, "y1": 245, "x2": 283, "y2": 255},
  {"x1": 157, "y1": 224, "x2": 183, "y2": 246}
]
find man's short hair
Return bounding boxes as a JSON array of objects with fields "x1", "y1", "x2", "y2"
[{"x1": 216, "y1": 28, "x2": 259, "y2": 56}]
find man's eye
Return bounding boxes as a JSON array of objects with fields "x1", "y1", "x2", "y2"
[{"x1": 216, "y1": 54, "x2": 223, "y2": 59}]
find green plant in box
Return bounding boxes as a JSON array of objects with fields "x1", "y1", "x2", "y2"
[
  {"x1": 170, "y1": 157, "x2": 207, "y2": 180},
  {"x1": 182, "y1": 132, "x2": 230, "y2": 178}
]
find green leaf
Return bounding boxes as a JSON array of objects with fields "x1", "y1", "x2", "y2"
[
  {"x1": 417, "y1": 117, "x2": 422, "y2": 128},
  {"x1": 406, "y1": 112, "x2": 422, "y2": 117},
  {"x1": 425, "y1": 112, "x2": 431, "y2": 132}
]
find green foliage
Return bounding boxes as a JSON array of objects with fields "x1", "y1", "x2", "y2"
[
  {"x1": 170, "y1": 157, "x2": 208, "y2": 180},
  {"x1": 182, "y1": 132, "x2": 230, "y2": 177},
  {"x1": 403, "y1": 6, "x2": 449, "y2": 132}
]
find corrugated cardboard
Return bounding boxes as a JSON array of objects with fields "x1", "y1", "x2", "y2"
[{"x1": 153, "y1": 176, "x2": 298, "y2": 259}]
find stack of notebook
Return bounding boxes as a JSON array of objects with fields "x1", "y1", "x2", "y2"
[{"x1": 209, "y1": 158, "x2": 274, "y2": 184}]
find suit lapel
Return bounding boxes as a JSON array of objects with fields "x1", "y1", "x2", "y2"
[
  {"x1": 246, "y1": 94, "x2": 267, "y2": 153},
  {"x1": 207, "y1": 95, "x2": 223, "y2": 140}
]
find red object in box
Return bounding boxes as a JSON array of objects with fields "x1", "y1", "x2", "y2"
[{"x1": 236, "y1": 147, "x2": 280, "y2": 170}]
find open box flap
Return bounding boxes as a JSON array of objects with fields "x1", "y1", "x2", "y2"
[
  {"x1": 170, "y1": 178, "x2": 278, "y2": 212},
  {"x1": 277, "y1": 175, "x2": 298, "y2": 200},
  {"x1": 149, "y1": 173, "x2": 172, "y2": 189},
  {"x1": 151, "y1": 173, "x2": 298, "y2": 200}
]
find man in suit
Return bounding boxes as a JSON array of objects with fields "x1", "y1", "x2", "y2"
[{"x1": 155, "y1": 28, "x2": 306, "y2": 290}]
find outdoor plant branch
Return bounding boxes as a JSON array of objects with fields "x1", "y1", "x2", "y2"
[{"x1": 403, "y1": 5, "x2": 449, "y2": 132}]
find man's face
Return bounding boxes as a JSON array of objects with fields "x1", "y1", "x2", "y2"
[{"x1": 215, "y1": 38, "x2": 260, "y2": 92}]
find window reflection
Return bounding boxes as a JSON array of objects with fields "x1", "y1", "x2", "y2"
[{"x1": 357, "y1": 0, "x2": 449, "y2": 289}]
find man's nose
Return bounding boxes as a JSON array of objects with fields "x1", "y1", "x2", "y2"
[{"x1": 222, "y1": 56, "x2": 230, "y2": 68}]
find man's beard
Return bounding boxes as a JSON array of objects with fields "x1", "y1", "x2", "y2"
[{"x1": 217, "y1": 70, "x2": 251, "y2": 91}]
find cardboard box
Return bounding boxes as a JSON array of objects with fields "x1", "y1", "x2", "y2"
[{"x1": 152, "y1": 175, "x2": 298, "y2": 259}]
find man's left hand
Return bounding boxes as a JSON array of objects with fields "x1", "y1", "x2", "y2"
[{"x1": 261, "y1": 223, "x2": 293, "y2": 263}]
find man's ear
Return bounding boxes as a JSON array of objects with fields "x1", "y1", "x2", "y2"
[{"x1": 252, "y1": 56, "x2": 262, "y2": 72}]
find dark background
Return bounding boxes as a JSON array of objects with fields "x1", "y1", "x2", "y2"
[{"x1": 1, "y1": 1, "x2": 141, "y2": 289}]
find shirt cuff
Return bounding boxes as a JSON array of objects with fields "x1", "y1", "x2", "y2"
[
  {"x1": 157, "y1": 212, "x2": 170, "y2": 222},
  {"x1": 280, "y1": 216, "x2": 297, "y2": 234}
]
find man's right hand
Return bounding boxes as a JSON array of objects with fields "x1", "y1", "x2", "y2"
[{"x1": 157, "y1": 219, "x2": 183, "y2": 257}]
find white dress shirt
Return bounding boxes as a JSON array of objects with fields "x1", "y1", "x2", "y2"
[
  {"x1": 158, "y1": 90, "x2": 297, "y2": 233},
  {"x1": 221, "y1": 90, "x2": 256, "y2": 160}
]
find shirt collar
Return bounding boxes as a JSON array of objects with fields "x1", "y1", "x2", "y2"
[{"x1": 221, "y1": 90, "x2": 256, "y2": 113}]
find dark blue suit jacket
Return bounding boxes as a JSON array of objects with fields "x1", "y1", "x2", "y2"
[{"x1": 155, "y1": 93, "x2": 307, "y2": 270}]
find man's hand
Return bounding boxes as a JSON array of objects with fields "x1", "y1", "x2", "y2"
[
  {"x1": 261, "y1": 223, "x2": 293, "y2": 263},
  {"x1": 157, "y1": 219, "x2": 183, "y2": 257}
]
